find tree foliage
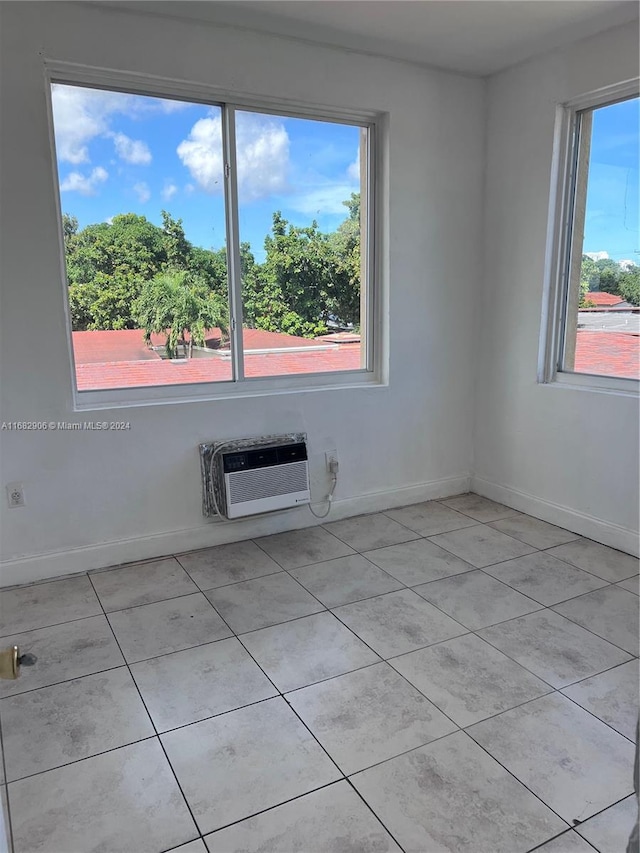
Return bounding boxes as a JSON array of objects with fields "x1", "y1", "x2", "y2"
[
  {"x1": 133, "y1": 270, "x2": 228, "y2": 359},
  {"x1": 619, "y1": 268, "x2": 640, "y2": 306},
  {"x1": 63, "y1": 194, "x2": 363, "y2": 340}
]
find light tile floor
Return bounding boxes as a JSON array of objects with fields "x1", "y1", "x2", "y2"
[{"x1": 0, "y1": 494, "x2": 638, "y2": 853}]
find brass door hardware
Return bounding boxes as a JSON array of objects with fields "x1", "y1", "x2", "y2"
[{"x1": 0, "y1": 646, "x2": 37, "y2": 679}]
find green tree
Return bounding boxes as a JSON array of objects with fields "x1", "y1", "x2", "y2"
[
  {"x1": 63, "y1": 198, "x2": 363, "y2": 339},
  {"x1": 133, "y1": 269, "x2": 229, "y2": 358},
  {"x1": 65, "y1": 214, "x2": 167, "y2": 330},
  {"x1": 161, "y1": 210, "x2": 191, "y2": 270},
  {"x1": 328, "y1": 193, "x2": 362, "y2": 327},
  {"x1": 189, "y1": 245, "x2": 228, "y2": 301},
  {"x1": 619, "y1": 267, "x2": 640, "y2": 306},
  {"x1": 594, "y1": 258, "x2": 621, "y2": 294},
  {"x1": 261, "y1": 212, "x2": 331, "y2": 336},
  {"x1": 579, "y1": 255, "x2": 597, "y2": 305}
]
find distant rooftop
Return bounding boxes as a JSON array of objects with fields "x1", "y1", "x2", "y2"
[
  {"x1": 583, "y1": 292, "x2": 627, "y2": 307},
  {"x1": 72, "y1": 328, "x2": 362, "y2": 390},
  {"x1": 574, "y1": 331, "x2": 639, "y2": 380}
]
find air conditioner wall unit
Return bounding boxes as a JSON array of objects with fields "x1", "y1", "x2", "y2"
[{"x1": 199, "y1": 433, "x2": 310, "y2": 519}]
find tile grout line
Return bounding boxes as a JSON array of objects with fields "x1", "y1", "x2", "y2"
[
  {"x1": 4, "y1": 733, "x2": 158, "y2": 786},
  {"x1": 320, "y1": 525, "x2": 421, "y2": 552},
  {"x1": 0, "y1": 608, "x2": 106, "y2": 643},
  {"x1": 469, "y1": 610, "x2": 634, "y2": 692},
  {"x1": 0, "y1": 717, "x2": 15, "y2": 853},
  {"x1": 343, "y1": 776, "x2": 409, "y2": 853},
  {"x1": 525, "y1": 827, "x2": 600, "y2": 853},
  {"x1": 525, "y1": 789, "x2": 636, "y2": 852},
  {"x1": 84, "y1": 572, "x2": 206, "y2": 849},
  {"x1": 194, "y1": 780, "x2": 352, "y2": 847},
  {"x1": 557, "y1": 688, "x2": 638, "y2": 745},
  {"x1": 546, "y1": 604, "x2": 638, "y2": 658},
  {"x1": 463, "y1": 731, "x2": 576, "y2": 834},
  {"x1": 282, "y1": 553, "x2": 412, "y2": 603}
]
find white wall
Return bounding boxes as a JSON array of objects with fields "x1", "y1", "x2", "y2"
[
  {"x1": 0, "y1": 2, "x2": 484, "y2": 584},
  {"x1": 474, "y1": 23, "x2": 640, "y2": 555}
]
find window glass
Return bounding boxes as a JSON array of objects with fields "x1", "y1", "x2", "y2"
[
  {"x1": 51, "y1": 84, "x2": 231, "y2": 391},
  {"x1": 50, "y1": 83, "x2": 373, "y2": 394},
  {"x1": 563, "y1": 96, "x2": 639, "y2": 381},
  {"x1": 236, "y1": 111, "x2": 367, "y2": 378}
]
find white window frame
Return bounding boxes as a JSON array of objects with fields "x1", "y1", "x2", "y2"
[
  {"x1": 44, "y1": 62, "x2": 384, "y2": 411},
  {"x1": 539, "y1": 78, "x2": 640, "y2": 396}
]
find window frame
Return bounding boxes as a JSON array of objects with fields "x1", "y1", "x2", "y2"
[
  {"x1": 44, "y1": 62, "x2": 383, "y2": 410},
  {"x1": 539, "y1": 78, "x2": 640, "y2": 395}
]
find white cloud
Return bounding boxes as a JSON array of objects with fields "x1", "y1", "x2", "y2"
[
  {"x1": 286, "y1": 184, "x2": 358, "y2": 216},
  {"x1": 133, "y1": 182, "x2": 151, "y2": 203},
  {"x1": 155, "y1": 98, "x2": 193, "y2": 114},
  {"x1": 51, "y1": 84, "x2": 172, "y2": 166},
  {"x1": 284, "y1": 146, "x2": 361, "y2": 217},
  {"x1": 162, "y1": 182, "x2": 178, "y2": 201},
  {"x1": 51, "y1": 85, "x2": 134, "y2": 164},
  {"x1": 177, "y1": 111, "x2": 289, "y2": 201},
  {"x1": 60, "y1": 166, "x2": 108, "y2": 195},
  {"x1": 347, "y1": 149, "x2": 360, "y2": 182},
  {"x1": 110, "y1": 132, "x2": 152, "y2": 165}
]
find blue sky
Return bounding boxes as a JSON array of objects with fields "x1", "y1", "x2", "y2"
[
  {"x1": 52, "y1": 84, "x2": 638, "y2": 266},
  {"x1": 51, "y1": 84, "x2": 361, "y2": 262},
  {"x1": 583, "y1": 96, "x2": 639, "y2": 262}
]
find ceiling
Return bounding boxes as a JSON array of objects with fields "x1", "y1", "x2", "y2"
[{"x1": 107, "y1": 0, "x2": 639, "y2": 76}]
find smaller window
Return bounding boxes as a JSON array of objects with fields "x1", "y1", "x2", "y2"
[{"x1": 545, "y1": 87, "x2": 639, "y2": 387}]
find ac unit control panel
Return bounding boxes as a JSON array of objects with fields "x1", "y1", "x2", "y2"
[{"x1": 222, "y1": 443, "x2": 307, "y2": 473}]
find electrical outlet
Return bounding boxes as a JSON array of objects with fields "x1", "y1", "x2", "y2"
[
  {"x1": 6, "y1": 482, "x2": 25, "y2": 508},
  {"x1": 325, "y1": 450, "x2": 339, "y2": 474}
]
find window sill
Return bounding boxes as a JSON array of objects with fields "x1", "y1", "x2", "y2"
[
  {"x1": 542, "y1": 370, "x2": 639, "y2": 396},
  {"x1": 73, "y1": 369, "x2": 386, "y2": 411}
]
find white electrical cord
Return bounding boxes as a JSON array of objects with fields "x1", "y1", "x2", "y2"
[{"x1": 308, "y1": 458, "x2": 339, "y2": 519}]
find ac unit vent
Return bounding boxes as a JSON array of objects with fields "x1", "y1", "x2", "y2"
[{"x1": 228, "y1": 460, "x2": 309, "y2": 505}]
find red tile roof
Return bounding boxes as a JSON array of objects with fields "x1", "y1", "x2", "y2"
[
  {"x1": 72, "y1": 327, "x2": 319, "y2": 364},
  {"x1": 72, "y1": 328, "x2": 362, "y2": 389},
  {"x1": 243, "y1": 329, "x2": 321, "y2": 349},
  {"x1": 72, "y1": 330, "x2": 160, "y2": 364},
  {"x1": 75, "y1": 347, "x2": 362, "y2": 390},
  {"x1": 583, "y1": 292, "x2": 626, "y2": 307},
  {"x1": 575, "y1": 331, "x2": 639, "y2": 380}
]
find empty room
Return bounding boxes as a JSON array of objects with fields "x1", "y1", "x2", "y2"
[{"x1": 0, "y1": 1, "x2": 638, "y2": 851}]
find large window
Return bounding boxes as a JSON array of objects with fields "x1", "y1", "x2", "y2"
[
  {"x1": 49, "y1": 79, "x2": 375, "y2": 399},
  {"x1": 543, "y1": 84, "x2": 639, "y2": 389}
]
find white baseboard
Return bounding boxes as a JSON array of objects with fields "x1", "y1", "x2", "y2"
[
  {"x1": 472, "y1": 476, "x2": 639, "y2": 557},
  {"x1": 0, "y1": 474, "x2": 471, "y2": 588}
]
